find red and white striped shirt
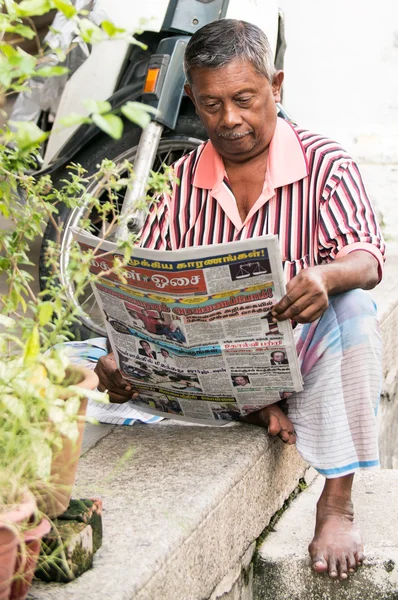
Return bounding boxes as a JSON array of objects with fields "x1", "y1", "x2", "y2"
[{"x1": 140, "y1": 117, "x2": 385, "y2": 282}]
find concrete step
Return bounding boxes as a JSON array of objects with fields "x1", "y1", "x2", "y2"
[
  {"x1": 30, "y1": 423, "x2": 307, "y2": 600},
  {"x1": 254, "y1": 470, "x2": 398, "y2": 600}
]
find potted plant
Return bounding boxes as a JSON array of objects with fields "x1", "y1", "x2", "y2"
[
  {"x1": 0, "y1": 313, "x2": 103, "y2": 598},
  {"x1": 0, "y1": 2, "x2": 171, "y2": 595}
]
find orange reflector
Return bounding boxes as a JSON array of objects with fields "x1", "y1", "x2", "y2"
[{"x1": 144, "y1": 68, "x2": 160, "y2": 93}]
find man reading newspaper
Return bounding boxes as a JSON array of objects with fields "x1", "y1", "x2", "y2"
[{"x1": 93, "y1": 20, "x2": 384, "y2": 580}]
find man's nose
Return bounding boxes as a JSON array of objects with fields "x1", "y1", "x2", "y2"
[{"x1": 221, "y1": 103, "x2": 243, "y2": 128}]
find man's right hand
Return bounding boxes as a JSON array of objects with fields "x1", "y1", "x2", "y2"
[{"x1": 95, "y1": 352, "x2": 138, "y2": 403}]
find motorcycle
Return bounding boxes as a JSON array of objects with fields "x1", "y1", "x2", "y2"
[{"x1": 15, "y1": 0, "x2": 287, "y2": 339}]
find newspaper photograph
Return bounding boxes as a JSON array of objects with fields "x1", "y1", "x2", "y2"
[{"x1": 73, "y1": 228, "x2": 304, "y2": 425}]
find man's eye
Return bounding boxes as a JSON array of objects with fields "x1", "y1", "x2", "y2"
[
  {"x1": 237, "y1": 97, "x2": 251, "y2": 105},
  {"x1": 204, "y1": 103, "x2": 219, "y2": 109}
]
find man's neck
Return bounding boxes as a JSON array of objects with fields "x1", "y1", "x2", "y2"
[
  {"x1": 222, "y1": 146, "x2": 269, "y2": 176},
  {"x1": 222, "y1": 149, "x2": 269, "y2": 222}
]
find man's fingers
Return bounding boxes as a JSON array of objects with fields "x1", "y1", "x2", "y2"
[
  {"x1": 97, "y1": 379, "x2": 132, "y2": 398},
  {"x1": 272, "y1": 267, "x2": 329, "y2": 323},
  {"x1": 272, "y1": 290, "x2": 300, "y2": 316},
  {"x1": 95, "y1": 354, "x2": 131, "y2": 389},
  {"x1": 272, "y1": 294, "x2": 313, "y2": 322},
  {"x1": 294, "y1": 305, "x2": 326, "y2": 324},
  {"x1": 109, "y1": 367, "x2": 133, "y2": 391},
  {"x1": 272, "y1": 290, "x2": 328, "y2": 323}
]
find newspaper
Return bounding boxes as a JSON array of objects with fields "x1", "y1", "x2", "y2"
[{"x1": 73, "y1": 229, "x2": 303, "y2": 425}]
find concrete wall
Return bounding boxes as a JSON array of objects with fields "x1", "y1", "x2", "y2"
[{"x1": 279, "y1": 0, "x2": 398, "y2": 163}]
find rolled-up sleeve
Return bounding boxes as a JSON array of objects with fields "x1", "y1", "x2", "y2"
[{"x1": 318, "y1": 160, "x2": 386, "y2": 280}]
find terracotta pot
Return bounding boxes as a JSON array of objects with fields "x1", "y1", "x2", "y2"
[
  {"x1": 10, "y1": 517, "x2": 51, "y2": 600},
  {"x1": 36, "y1": 366, "x2": 99, "y2": 519},
  {"x1": 0, "y1": 492, "x2": 36, "y2": 600}
]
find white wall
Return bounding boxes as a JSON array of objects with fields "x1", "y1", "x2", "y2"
[{"x1": 279, "y1": 0, "x2": 398, "y2": 163}]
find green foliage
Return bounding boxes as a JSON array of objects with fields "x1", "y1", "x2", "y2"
[
  {"x1": 0, "y1": 0, "x2": 174, "y2": 554},
  {"x1": 121, "y1": 101, "x2": 159, "y2": 129}
]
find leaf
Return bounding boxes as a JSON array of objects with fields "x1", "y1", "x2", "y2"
[
  {"x1": 0, "y1": 69, "x2": 12, "y2": 88},
  {"x1": 123, "y1": 245, "x2": 132, "y2": 263},
  {"x1": 12, "y1": 24, "x2": 36, "y2": 39},
  {"x1": 60, "y1": 112, "x2": 91, "y2": 127},
  {"x1": 92, "y1": 113, "x2": 123, "y2": 140},
  {"x1": 83, "y1": 99, "x2": 111, "y2": 115},
  {"x1": 5, "y1": 0, "x2": 19, "y2": 19},
  {"x1": 35, "y1": 65, "x2": 69, "y2": 77},
  {"x1": 38, "y1": 301, "x2": 54, "y2": 326},
  {"x1": 0, "y1": 22, "x2": 36, "y2": 39},
  {"x1": 17, "y1": 0, "x2": 54, "y2": 17},
  {"x1": 9, "y1": 48, "x2": 37, "y2": 76},
  {"x1": 101, "y1": 20, "x2": 125, "y2": 37},
  {"x1": 53, "y1": 0, "x2": 76, "y2": 18},
  {"x1": 53, "y1": 47, "x2": 66, "y2": 62},
  {"x1": 0, "y1": 314, "x2": 15, "y2": 329},
  {"x1": 1, "y1": 44, "x2": 18, "y2": 58},
  {"x1": 19, "y1": 294, "x2": 27, "y2": 313},
  {"x1": 23, "y1": 324, "x2": 40, "y2": 365},
  {"x1": 78, "y1": 18, "x2": 104, "y2": 44},
  {"x1": 121, "y1": 101, "x2": 158, "y2": 129},
  {"x1": 9, "y1": 121, "x2": 48, "y2": 150}
]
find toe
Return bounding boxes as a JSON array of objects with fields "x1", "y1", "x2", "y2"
[
  {"x1": 355, "y1": 549, "x2": 364, "y2": 566},
  {"x1": 328, "y1": 556, "x2": 338, "y2": 578},
  {"x1": 347, "y1": 553, "x2": 357, "y2": 573},
  {"x1": 338, "y1": 555, "x2": 348, "y2": 579},
  {"x1": 278, "y1": 429, "x2": 296, "y2": 445},
  {"x1": 311, "y1": 556, "x2": 328, "y2": 573},
  {"x1": 267, "y1": 413, "x2": 282, "y2": 437}
]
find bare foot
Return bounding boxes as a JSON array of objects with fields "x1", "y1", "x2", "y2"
[
  {"x1": 309, "y1": 476, "x2": 364, "y2": 579},
  {"x1": 241, "y1": 402, "x2": 296, "y2": 444}
]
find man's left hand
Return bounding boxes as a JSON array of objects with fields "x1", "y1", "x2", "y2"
[{"x1": 271, "y1": 267, "x2": 329, "y2": 324}]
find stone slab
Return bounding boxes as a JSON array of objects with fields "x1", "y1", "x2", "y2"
[
  {"x1": 30, "y1": 423, "x2": 307, "y2": 600},
  {"x1": 254, "y1": 470, "x2": 398, "y2": 600}
]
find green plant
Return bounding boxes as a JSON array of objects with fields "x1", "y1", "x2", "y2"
[{"x1": 0, "y1": 2, "x2": 173, "y2": 592}]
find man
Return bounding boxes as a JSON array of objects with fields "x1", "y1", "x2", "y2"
[
  {"x1": 137, "y1": 340, "x2": 157, "y2": 360},
  {"x1": 232, "y1": 375, "x2": 250, "y2": 387},
  {"x1": 158, "y1": 348, "x2": 174, "y2": 365},
  {"x1": 95, "y1": 20, "x2": 384, "y2": 580},
  {"x1": 163, "y1": 322, "x2": 186, "y2": 344},
  {"x1": 270, "y1": 350, "x2": 289, "y2": 365}
]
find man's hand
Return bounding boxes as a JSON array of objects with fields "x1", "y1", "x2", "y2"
[
  {"x1": 271, "y1": 252, "x2": 380, "y2": 324},
  {"x1": 272, "y1": 267, "x2": 329, "y2": 323},
  {"x1": 95, "y1": 352, "x2": 138, "y2": 403}
]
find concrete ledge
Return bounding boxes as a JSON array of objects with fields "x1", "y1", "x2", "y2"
[
  {"x1": 31, "y1": 424, "x2": 306, "y2": 600},
  {"x1": 254, "y1": 471, "x2": 398, "y2": 600}
]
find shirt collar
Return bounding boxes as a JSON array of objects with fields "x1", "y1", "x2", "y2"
[{"x1": 192, "y1": 117, "x2": 309, "y2": 190}]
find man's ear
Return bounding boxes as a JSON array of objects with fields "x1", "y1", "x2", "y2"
[
  {"x1": 184, "y1": 83, "x2": 198, "y2": 113},
  {"x1": 272, "y1": 70, "x2": 284, "y2": 103}
]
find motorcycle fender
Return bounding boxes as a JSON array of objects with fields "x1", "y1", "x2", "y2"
[
  {"x1": 142, "y1": 35, "x2": 190, "y2": 130},
  {"x1": 37, "y1": 81, "x2": 144, "y2": 176}
]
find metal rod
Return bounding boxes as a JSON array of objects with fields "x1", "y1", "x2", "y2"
[{"x1": 116, "y1": 121, "x2": 164, "y2": 241}]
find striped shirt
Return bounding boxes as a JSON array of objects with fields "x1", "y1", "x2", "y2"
[{"x1": 140, "y1": 117, "x2": 385, "y2": 282}]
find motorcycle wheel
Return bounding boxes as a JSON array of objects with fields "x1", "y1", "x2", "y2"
[{"x1": 40, "y1": 115, "x2": 207, "y2": 340}]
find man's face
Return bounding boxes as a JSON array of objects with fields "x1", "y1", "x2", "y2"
[
  {"x1": 185, "y1": 59, "x2": 283, "y2": 164},
  {"x1": 234, "y1": 376, "x2": 248, "y2": 386},
  {"x1": 272, "y1": 352, "x2": 285, "y2": 363},
  {"x1": 141, "y1": 341, "x2": 151, "y2": 351},
  {"x1": 161, "y1": 349, "x2": 169, "y2": 358}
]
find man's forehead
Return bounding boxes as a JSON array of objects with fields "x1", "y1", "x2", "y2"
[{"x1": 189, "y1": 59, "x2": 268, "y2": 89}]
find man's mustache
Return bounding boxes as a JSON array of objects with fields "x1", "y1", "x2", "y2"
[{"x1": 217, "y1": 130, "x2": 252, "y2": 140}]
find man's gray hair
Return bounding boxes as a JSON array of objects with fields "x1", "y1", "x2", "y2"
[{"x1": 184, "y1": 19, "x2": 276, "y2": 85}]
